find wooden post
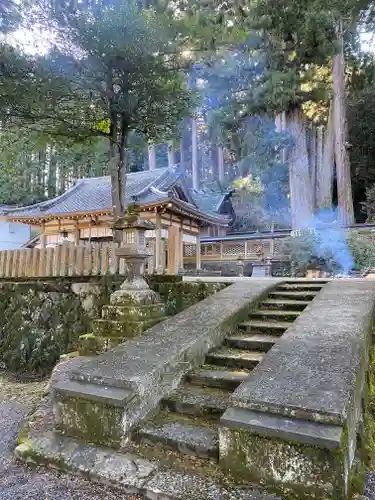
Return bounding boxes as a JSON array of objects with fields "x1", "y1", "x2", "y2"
[
  {"x1": 244, "y1": 240, "x2": 248, "y2": 259},
  {"x1": 155, "y1": 213, "x2": 162, "y2": 274},
  {"x1": 40, "y1": 223, "x2": 46, "y2": 248},
  {"x1": 167, "y1": 225, "x2": 179, "y2": 275},
  {"x1": 196, "y1": 233, "x2": 201, "y2": 270},
  {"x1": 220, "y1": 240, "x2": 223, "y2": 259},
  {"x1": 74, "y1": 220, "x2": 80, "y2": 245},
  {"x1": 270, "y1": 221, "x2": 275, "y2": 257}
]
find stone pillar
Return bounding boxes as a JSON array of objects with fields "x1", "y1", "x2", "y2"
[
  {"x1": 196, "y1": 233, "x2": 201, "y2": 270},
  {"x1": 148, "y1": 144, "x2": 156, "y2": 170}
]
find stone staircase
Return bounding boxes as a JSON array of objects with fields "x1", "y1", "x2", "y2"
[{"x1": 131, "y1": 280, "x2": 327, "y2": 463}]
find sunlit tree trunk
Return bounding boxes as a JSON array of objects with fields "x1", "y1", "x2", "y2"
[
  {"x1": 333, "y1": 21, "x2": 354, "y2": 225},
  {"x1": 316, "y1": 104, "x2": 334, "y2": 210},
  {"x1": 191, "y1": 117, "x2": 199, "y2": 190},
  {"x1": 218, "y1": 145, "x2": 225, "y2": 183},
  {"x1": 148, "y1": 144, "x2": 156, "y2": 170},
  {"x1": 286, "y1": 107, "x2": 313, "y2": 229},
  {"x1": 167, "y1": 140, "x2": 176, "y2": 167}
]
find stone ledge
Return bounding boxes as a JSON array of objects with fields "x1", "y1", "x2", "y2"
[
  {"x1": 230, "y1": 280, "x2": 375, "y2": 425},
  {"x1": 53, "y1": 379, "x2": 134, "y2": 407},
  {"x1": 15, "y1": 432, "x2": 279, "y2": 500},
  {"x1": 221, "y1": 407, "x2": 343, "y2": 450}
]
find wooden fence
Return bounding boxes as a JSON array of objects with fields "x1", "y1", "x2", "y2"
[{"x1": 0, "y1": 243, "x2": 126, "y2": 279}]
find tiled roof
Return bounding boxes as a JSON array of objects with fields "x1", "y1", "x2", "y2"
[
  {"x1": 5, "y1": 168, "x2": 179, "y2": 218},
  {"x1": 4, "y1": 167, "x2": 231, "y2": 225}
]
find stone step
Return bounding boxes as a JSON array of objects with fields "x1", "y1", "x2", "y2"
[
  {"x1": 249, "y1": 309, "x2": 301, "y2": 322},
  {"x1": 277, "y1": 283, "x2": 325, "y2": 291},
  {"x1": 102, "y1": 303, "x2": 165, "y2": 321},
  {"x1": 137, "y1": 419, "x2": 219, "y2": 460},
  {"x1": 92, "y1": 316, "x2": 166, "y2": 339},
  {"x1": 238, "y1": 320, "x2": 292, "y2": 336},
  {"x1": 186, "y1": 366, "x2": 249, "y2": 391},
  {"x1": 161, "y1": 384, "x2": 230, "y2": 418},
  {"x1": 261, "y1": 298, "x2": 310, "y2": 311},
  {"x1": 206, "y1": 348, "x2": 264, "y2": 370},
  {"x1": 269, "y1": 290, "x2": 318, "y2": 300},
  {"x1": 225, "y1": 334, "x2": 277, "y2": 352}
]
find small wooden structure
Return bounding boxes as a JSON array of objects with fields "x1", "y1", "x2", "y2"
[{"x1": 4, "y1": 167, "x2": 232, "y2": 275}]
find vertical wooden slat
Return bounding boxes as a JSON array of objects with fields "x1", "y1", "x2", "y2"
[
  {"x1": 18, "y1": 250, "x2": 26, "y2": 278},
  {"x1": 0, "y1": 251, "x2": 6, "y2": 278},
  {"x1": 60, "y1": 244, "x2": 68, "y2": 277},
  {"x1": 83, "y1": 246, "x2": 92, "y2": 276},
  {"x1": 53, "y1": 245, "x2": 61, "y2": 277},
  {"x1": 110, "y1": 242, "x2": 119, "y2": 275},
  {"x1": 92, "y1": 246, "x2": 100, "y2": 275},
  {"x1": 76, "y1": 246, "x2": 84, "y2": 276},
  {"x1": 24, "y1": 249, "x2": 32, "y2": 277},
  {"x1": 38, "y1": 248, "x2": 46, "y2": 277},
  {"x1": 5, "y1": 251, "x2": 14, "y2": 278},
  {"x1": 31, "y1": 249, "x2": 40, "y2": 278},
  {"x1": 101, "y1": 246, "x2": 109, "y2": 275},
  {"x1": 68, "y1": 245, "x2": 76, "y2": 276},
  {"x1": 12, "y1": 250, "x2": 20, "y2": 278},
  {"x1": 45, "y1": 248, "x2": 54, "y2": 277}
]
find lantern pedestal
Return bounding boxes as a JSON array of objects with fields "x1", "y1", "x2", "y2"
[{"x1": 79, "y1": 207, "x2": 167, "y2": 354}]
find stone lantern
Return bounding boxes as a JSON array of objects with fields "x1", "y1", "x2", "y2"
[{"x1": 110, "y1": 204, "x2": 157, "y2": 302}]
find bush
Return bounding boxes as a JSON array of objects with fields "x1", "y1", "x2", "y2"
[
  {"x1": 347, "y1": 231, "x2": 375, "y2": 271},
  {"x1": 280, "y1": 229, "x2": 375, "y2": 275},
  {"x1": 0, "y1": 284, "x2": 90, "y2": 375}
]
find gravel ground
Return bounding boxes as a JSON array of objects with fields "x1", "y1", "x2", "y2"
[
  {"x1": 0, "y1": 371, "x2": 374, "y2": 500},
  {"x1": 0, "y1": 372, "x2": 143, "y2": 500}
]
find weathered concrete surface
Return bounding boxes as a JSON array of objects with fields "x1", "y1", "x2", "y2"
[
  {"x1": 230, "y1": 280, "x2": 375, "y2": 425},
  {"x1": 54, "y1": 279, "x2": 281, "y2": 444},
  {"x1": 220, "y1": 280, "x2": 375, "y2": 498},
  {"x1": 15, "y1": 430, "x2": 280, "y2": 500}
]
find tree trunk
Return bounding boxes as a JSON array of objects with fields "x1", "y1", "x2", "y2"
[
  {"x1": 191, "y1": 117, "x2": 199, "y2": 190},
  {"x1": 218, "y1": 145, "x2": 225, "y2": 183},
  {"x1": 316, "y1": 104, "x2": 334, "y2": 210},
  {"x1": 332, "y1": 22, "x2": 354, "y2": 225},
  {"x1": 148, "y1": 144, "x2": 156, "y2": 170},
  {"x1": 48, "y1": 146, "x2": 57, "y2": 198},
  {"x1": 286, "y1": 107, "x2": 313, "y2": 229},
  {"x1": 167, "y1": 140, "x2": 176, "y2": 167},
  {"x1": 309, "y1": 125, "x2": 317, "y2": 211}
]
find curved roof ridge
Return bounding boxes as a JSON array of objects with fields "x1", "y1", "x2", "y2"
[
  {"x1": 4, "y1": 180, "x2": 84, "y2": 214},
  {"x1": 135, "y1": 166, "x2": 175, "y2": 198}
]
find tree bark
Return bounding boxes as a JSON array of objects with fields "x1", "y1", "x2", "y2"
[
  {"x1": 218, "y1": 145, "x2": 225, "y2": 183},
  {"x1": 309, "y1": 125, "x2": 317, "y2": 211},
  {"x1": 332, "y1": 22, "x2": 354, "y2": 225},
  {"x1": 286, "y1": 107, "x2": 313, "y2": 229},
  {"x1": 316, "y1": 104, "x2": 333, "y2": 210},
  {"x1": 191, "y1": 117, "x2": 199, "y2": 190},
  {"x1": 167, "y1": 140, "x2": 176, "y2": 167},
  {"x1": 148, "y1": 144, "x2": 156, "y2": 170}
]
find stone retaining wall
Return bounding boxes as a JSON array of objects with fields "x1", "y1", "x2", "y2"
[
  {"x1": 52, "y1": 279, "x2": 281, "y2": 446},
  {"x1": 220, "y1": 280, "x2": 375, "y2": 499}
]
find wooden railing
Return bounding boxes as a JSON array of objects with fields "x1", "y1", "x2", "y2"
[
  {"x1": 0, "y1": 243, "x2": 127, "y2": 279},
  {"x1": 183, "y1": 237, "x2": 287, "y2": 262}
]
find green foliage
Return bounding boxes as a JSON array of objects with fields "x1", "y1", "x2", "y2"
[
  {"x1": 362, "y1": 184, "x2": 375, "y2": 222},
  {"x1": 346, "y1": 231, "x2": 375, "y2": 270},
  {"x1": 281, "y1": 229, "x2": 375, "y2": 275}
]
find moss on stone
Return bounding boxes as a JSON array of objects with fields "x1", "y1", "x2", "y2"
[
  {"x1": 220, "y1": 427, "x2": 348, "y2": 499},
  {"x1": 55, "y1": 393, "x2": 124, "y2": 448}
]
